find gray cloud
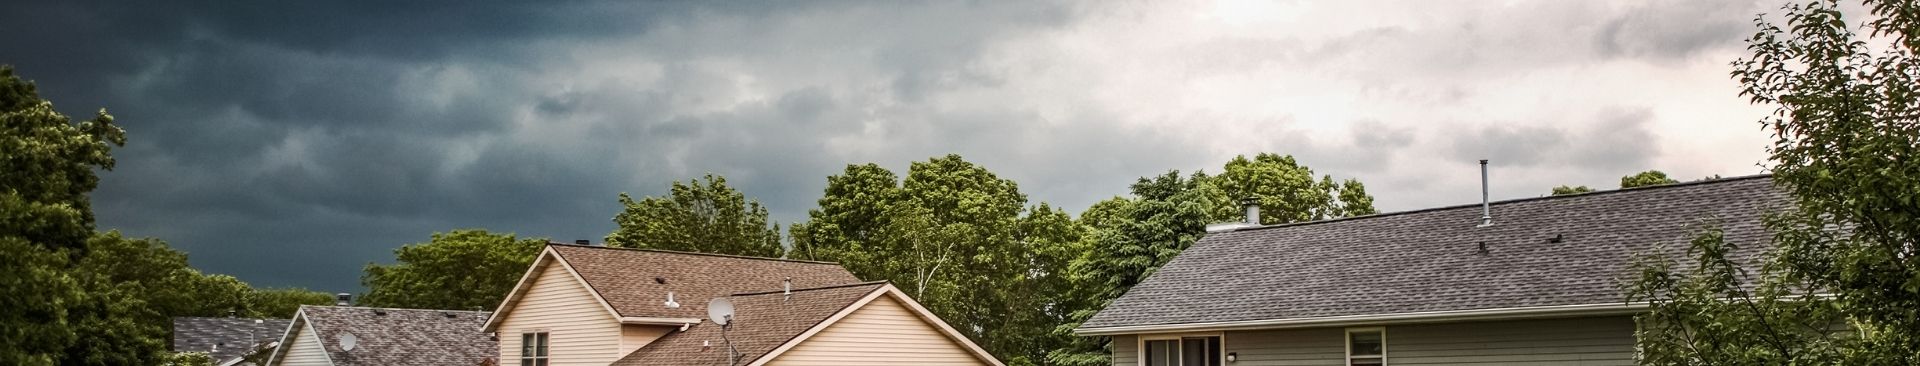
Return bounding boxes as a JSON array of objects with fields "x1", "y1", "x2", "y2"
[{"x1": 2, "y1": 0, "x2": 1780, "y2": 291}]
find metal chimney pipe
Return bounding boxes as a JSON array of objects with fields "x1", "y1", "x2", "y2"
[
  {"x1": 1479, "y1": 160, "x2": 1493, "y2": 227},
  {"x1": 1240, "y1": 197, "x2": 1261, "y2": 225},
  {"x1": 335, "y1": 293, "x2": 352, "y2": 306}
]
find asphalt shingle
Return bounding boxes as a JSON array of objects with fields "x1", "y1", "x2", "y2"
[
  {"x1": 612, "y1": 282, "x2": 887, "y2": 365},
  {"x1": 172, "y1": 317, "x2": 287, "y2": 363},
  {"x1": 297, "y1": 306, "x2": 495, "y2": 366},
  {"x1": 547, "y1": 245, "x2": 864, "y2": 321},
  {"x1": 1081, "y1": 175, "x2": 1789, "y2": 329}
]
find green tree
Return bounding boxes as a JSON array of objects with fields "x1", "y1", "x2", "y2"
[
  {"x1": 0, "y1": 65, "x2": 125, "y2": 365},
  {"x1": 1550, "y1": 185, "x2": 1595, "y2": 195},
  {"x1": 1627, "y1": 0, "x2": 1920, "y2": 363},
  {"x1": 607, "y1": 174, "x2": 783, "y2": 257},
  {"x1": 1210, "y1": 153, "x2": 1374, "y2": 223},
  {"x1": 360, "y1": 229, "x2": 547, "y2": 311},
  {"x1": 248, "y1": 288, "x2": 335, "y2": 318},
  {"x1": 790, "y1": 155, "x2": 1082, "y2": 365},
  {"x1": 1047, "y1": 172, "x2": 1221, "y2": 365},
  {"x1": 1619, "y1": 170, "x2": 1679, "y2": 188}
]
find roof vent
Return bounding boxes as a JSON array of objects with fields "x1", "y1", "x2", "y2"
[
  {"x1": 1547, "y1": 234, "x2": 1565, "y2": 243},
  {"x1": 654, "y1": 277, "x2": 668, "y2": 284},
  {"x1": 664, "y1": 291, "x2": 681, "y2": 308},
  {"x1": 1478, "y1": 159, "x2": 1494, "y2": 227},
  {"x1": 783, "y1": 277, "x2": 792, "y2": 300},
  {"x1": 335, "y1": 293, "x2": 352, "y2": 306},
  {"x1": 575, "y1": 239, "x2": 591, "y2": 245},
  {"x1": 1476, "y1": 241, "x2": 1489, "y2": 255},
  {"x1": 1240, "y1": 197, "x2": 1261, "y2": 225}
]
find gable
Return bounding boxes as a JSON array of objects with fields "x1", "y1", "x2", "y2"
[
  {"x1": 548, "y1": 245, "x2": 862, "y2": 321},
  {"x1": 270, "y1": 319, "x2": 330, "y2": 366},
  {"x1": 495, "y1": 256, "x2": 625, "y2": 364},
  {"x1": 765, "y1": 296, "x2": 991, "y2": 366}
]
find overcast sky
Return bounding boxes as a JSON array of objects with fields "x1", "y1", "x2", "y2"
[{"x1": 2, "y1": 0, "x2": 1784, "y2": 292}]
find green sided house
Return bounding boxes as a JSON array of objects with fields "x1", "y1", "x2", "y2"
[{"x1": 1076, "y1": 175, "x2": 1787, "y2": 366}]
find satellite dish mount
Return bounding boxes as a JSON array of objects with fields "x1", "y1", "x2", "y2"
[{"x1": 707, "y1": 297, "x2": 740, "y2": 365}]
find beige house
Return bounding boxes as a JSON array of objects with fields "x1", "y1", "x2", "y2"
[{"x1": 485, "y1": 244, "x2": 1003, "y2": 366}]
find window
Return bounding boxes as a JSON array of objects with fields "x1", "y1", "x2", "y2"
[
  {"x1": 1346, "y1": 328, "x2": 1385, "y2": 366},
  {"x1": 1142, "y1": 335, "x2": 1221, "y2": 366},
  {"x1": 520, "y1": 332, "x2": 549, "y2": 366}
]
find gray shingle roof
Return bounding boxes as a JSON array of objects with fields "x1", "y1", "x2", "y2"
[
  {"x1": 295, "y1": 306, "x2": 495, "y2": 366},
  {"x1": 1081, "y1": 175, "x2": 1789, "y2": 330},
  {"x1": 172, "y1": 317, "x2": 286, "y2": 362}
]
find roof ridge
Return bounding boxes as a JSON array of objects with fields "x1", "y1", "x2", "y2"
[
  {"x1": 300, "y1": 305, "x2": 491, "y2": 314},
  {"x1": 549, "y1": 243, "x2": 842, "y2": 265},
  {"x1": 730, "y1": 280, "x2": 890, "y2": 297},
  {"x1": 1224, "y1": 173, "x2": 1775, "y2": 233}
]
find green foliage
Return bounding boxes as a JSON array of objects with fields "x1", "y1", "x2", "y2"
[
  {"x1": 1619, "y1": 170, "x2": 1679, "y2": 188},
  {"x1": 361, "y1": 229, "x2": 547, "y2": 311},
  {"x1": 790, "y1": 155, "x2": 1082, "y2": 366},
  {"x1": 1629, "y1": 0, "x2": 1920, "y2": 363},
  {"x1": 1550, "y1": 185, "x2": 1595, "y2": 195},
  {"x1": 607, "y1": 174, "x2": 783, "y2": 257},
  {"x1": 162, "y1": 352, "x2": 213, "y2": 366},
  {"x1": 248, "y1": 288, "x2": 336, "y2": 318},
  {"x1": 0, "y1": 65, "x2": 125, "y2": 365},
  {"x1": 1047, "y1": 172, "x2": 1219, "y2": 365},
  {"x1": 1211, "y1": 153, "x2": 1375, "y2": 223}
]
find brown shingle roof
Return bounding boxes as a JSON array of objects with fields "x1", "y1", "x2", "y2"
[
  {"x1": 612, "y1": 282, "x2": 888, "y2": 366},
  {"x1": 1083, "y1": 175, "x2": 1791, "y2": 329},
  {"x1": 295, "y1": 306, "x2": 495, "y2": 366},
  {"x1": 547, "y1": 244, "x2": 863, "y2": 320}
]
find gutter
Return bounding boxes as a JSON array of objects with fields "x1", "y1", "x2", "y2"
[
  {"x1": 1074, "y1": 302, "x2": 1649, "y2": 335},
  {"x1": 621, "y1": 317, "x2": 704, "y2": 326}
]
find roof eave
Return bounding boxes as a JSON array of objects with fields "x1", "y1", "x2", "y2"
[
  {"x1": 620, "y1": 317, "x2": 704, "y2": 326},
  {"x1": 1074, "y1": 302, "x2": 1649, "y2": 336}
]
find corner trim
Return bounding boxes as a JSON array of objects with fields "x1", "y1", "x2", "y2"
[{"x1": 1074, "y1": 302, "x2": 1649, "y2": 335}]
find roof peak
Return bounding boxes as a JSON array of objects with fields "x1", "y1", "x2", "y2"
[
  {"x1": 549, "y1": 243, "x2": 842, "y2": 265},
  {"x1": 298, "y1": 305, "x2": 491, "y2": 315},
  {"x1": 1226, "y1": 173, "x2": 1774, "y2": 234}
]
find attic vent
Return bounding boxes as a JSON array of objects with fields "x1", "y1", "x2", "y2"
[
  {"x1": 372, "y1": 309, "x2": 387, "y2": 316},
  {"x1": 1547, "y1": 234, "x2": 1565, "y2": 243},
  {"x1": 1476, "y1": 241, "x2": 1489, "y2": 255},
  {"x1": 574, "y1": 239, "x2": 591, "y2": 245},
  {"x1": 654, "y1": 277, "x2": 667, "y2": 284},
  {"x1": 442, "y1": 312, "x2": 457, "y2": 318}
]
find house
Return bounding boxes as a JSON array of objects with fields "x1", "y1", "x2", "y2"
[
  {"x1": 172, "y1": 316, "x2": 288, "y2": 366},
  {"x1": 1076, "y1": 175, "x2": 1786, "y2": 366},
  {"x1": 485, "y1": 243, "x2": 1003, "y2": 366},
  {"x1": 264, "y1": 306, "x2": 496, "y2": 365}
]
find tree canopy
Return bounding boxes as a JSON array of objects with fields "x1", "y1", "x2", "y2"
[
  {"x1": 1627, "y1": 0, "x2": 1920, "y2": 363},
  {"x1": 1619, "y1": 170, "x2": 1680, "y2": 188},
  {"x1": 361, "y1": 229, "x2": 548, "y2": 311},
  {"x1": 607, "y1": 174, "x2": 784, "y2": 257},
  {"x1": 1550, "y1": 185, "x2": 1596, "y2": 195},
  {"x1": 790, "y1": 155, "x2": 1082, "y2": 366}
]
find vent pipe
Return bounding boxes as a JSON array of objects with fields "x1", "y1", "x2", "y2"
[
  {"x1": 1240, "y1": 197, "x2": 1261, "y2": 225},
  {"x1": 1479, "y1": 160, "x2": 1493, "y2": 227},
  {"x1": 335, "y1": 293, "x2": 352, "y2": 306}
]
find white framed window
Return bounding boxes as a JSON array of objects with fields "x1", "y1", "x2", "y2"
[
  {"x1": 1346, "y1": 327, "x2": 1385, "y2": 366},
  {"x1": 1138, "y1": 333, "x2": 1224, "y2": 366},
  {"x1": 520, "y1": 332, "x2": 549, "y2": 366}
]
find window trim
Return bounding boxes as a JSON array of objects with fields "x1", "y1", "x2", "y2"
[
  {"x1": 520, "y1": 331, "x2": 550, "y2": 366},
  {"x1": 1135, "y1": 332, "x2": 1226, "y2": 366},
  {"x1": 1345, "y1": 327, "x2": 1386, "y2": 365}
]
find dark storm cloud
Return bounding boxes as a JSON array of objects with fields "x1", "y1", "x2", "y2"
[{"x1": 2, "y1": 0, "x2": 1776, "y2": 292}]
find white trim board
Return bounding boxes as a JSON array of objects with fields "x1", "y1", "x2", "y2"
[{"x1": 1076, "y1": 302, "x2": 1649, "y2": 335}]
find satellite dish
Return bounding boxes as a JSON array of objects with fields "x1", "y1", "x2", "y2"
[
  {"x1": 707, "y1": 298, "x2": 736, "y2": 326},
  {"x1": 338, "y1": 332, "x2": 358, "y2": 352}
]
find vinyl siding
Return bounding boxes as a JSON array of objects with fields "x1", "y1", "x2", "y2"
[
  {"x1": 767, "y1": 296, "x2": 990, "y2": 366},
  {"x1": 273, "y1": 321, "x2": 331, "y2": 366},
  {"x1": 619, "y1": 324, "x2": 672, "y2": 356},
  {"x1": 1111, "y1": 335, "x2": 1138, "y2": 366},
  {"x1": 1389, "y1": 316, "x2": 1635, "y2": 365},
  {"x1": 1112, "y1": 316, "x2": 1635, "y2": 366},
  {"x1": 497, "y1": 260, "x2": 624, "y2": 365}
]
